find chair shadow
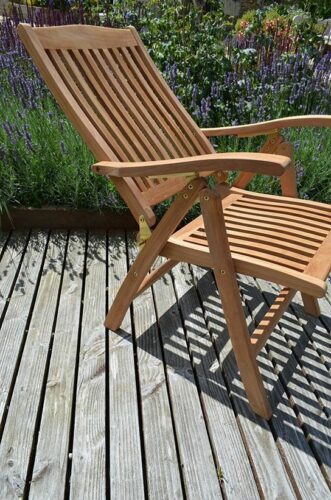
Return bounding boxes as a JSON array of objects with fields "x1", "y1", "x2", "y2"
[{"x1": 113, "y1": 263, "x2": 331, "y2": 471}]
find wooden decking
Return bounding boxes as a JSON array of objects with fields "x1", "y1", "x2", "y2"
[{"x1": 0, "y1": 229, "x2": 330, "y2": 499}]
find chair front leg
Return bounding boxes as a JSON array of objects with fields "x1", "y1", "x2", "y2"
[
  {"x1": 200, "y1": 187, "x2": 272, "y2": 419},
  {"x1": 105, "y1": 177, "x2": 207, "y2": 330},
  {"x1": 301, "y1": 294, "x2": 321, "y2": 317}
]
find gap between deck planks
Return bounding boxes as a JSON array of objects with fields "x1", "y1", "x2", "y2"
[{"x1": 0, "y1": 230, "x2": 330, "y2": 499}]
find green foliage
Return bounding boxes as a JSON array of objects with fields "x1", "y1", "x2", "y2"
[
  {"x1": 0, "y1": 95, "x2": 127, "y2": 211},
  {"x1": 0, "y1": 0, "x2": 330, "y2": 213}
]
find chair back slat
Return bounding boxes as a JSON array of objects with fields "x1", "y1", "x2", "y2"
[
  {"x1": 119, "y1": 47, "x2": 194, "y2": 157},
  {"x1": 99, "y1": 48, "x2": 177, "y2": 159},
  {"x1": 128, "y1": 45, "x2": 209, "y2": 156},
  {"x1": 18, "y1": 24, "x2": 215, "y2": 225},
  {"x1": 79, "y1": 49, "x2": 161, "y2": 161},
  {"x1": 33, "y1": 25, "x2": 137, "y2": 49}
]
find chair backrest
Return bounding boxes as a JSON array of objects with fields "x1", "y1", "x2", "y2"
[{"x1": 18, "y1": 23, "x2": 214, "y2": 225}]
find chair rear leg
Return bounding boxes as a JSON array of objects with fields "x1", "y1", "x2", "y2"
[
  {"x1": 301, "y1": 294, "x2": 321, "y2": 317},
  {"x1": 201, "y1": 187, "x2": 272, "y2": 419}
]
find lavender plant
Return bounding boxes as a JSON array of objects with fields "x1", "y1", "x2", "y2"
[{"x1": 0, "y1": 1, "x2": 330, "y2": 213}]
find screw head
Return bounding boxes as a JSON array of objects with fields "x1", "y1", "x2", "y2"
[
  {"x1": 204, "y1": 195, "x2": 209, "y2": 201},
  {"x1": 220, "y1": 269, "x2": 226, "y2": 276},
  {"x1": 188, "y1": 184, "x2": 193, "y2": 190},
  {"x1": 183, "y1": 193, "x2": 189, "y2": 199}
]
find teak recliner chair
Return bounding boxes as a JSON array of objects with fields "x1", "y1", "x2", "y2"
[{"x1": 18, "y1": 23, "x2": 331, "y2": 419}]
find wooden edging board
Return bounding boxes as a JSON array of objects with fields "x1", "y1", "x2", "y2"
[{"x1": 0, "y1": 207, "x2": 137, "y2": 231}]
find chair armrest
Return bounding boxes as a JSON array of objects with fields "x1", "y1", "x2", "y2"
[
  {"x1": 201, "y1": 115, "x2": 331, "y2": 138},
  {"x1": 93, "y1": 152, "x2": 291, "y2": 178}
]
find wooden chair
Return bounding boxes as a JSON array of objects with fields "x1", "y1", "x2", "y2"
[{"x1": 18, "y1": 23, "x2": 331, "y2": 419}]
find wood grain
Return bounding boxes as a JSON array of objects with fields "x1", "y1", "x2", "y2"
[
  {"x1": 0, "y1": 231, "x2": 29, "y2": 321},
  {"x1": 172, "y1": 263, "x2": 260, "y2": 499},
  {"x1": 107, "y1": 232, "x2": 145, "y2": 499},
  {"x1": 256, "y1": 278, "x2": 331, "y2": 487},
  {"x1": 0, "y1": 231, "x2": 47, "y2": 424},
  {"x1": 128, "y1": 236, "x2": 183, "y2": 499},
  {"x1": 192, "y1": 265, "x2": 297, "y2": 499},
  {"x1": 0, "y1": 232, "x2": 67, "y2": 499},
  {"x1": 29, "y1": 232, "x2": 86, "y2": 500},
  {"x1": 69, "y1": 233, "x2": 107, "y2": 500},
  {"x1": 240, "y1": 273, "x2": 331, "y2": 497},
  {"x1": 153, "y1": 266, "x2": 222, "y2": 499}
]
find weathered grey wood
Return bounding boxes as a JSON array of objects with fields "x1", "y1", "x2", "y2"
[
  {"x1": 0, "y1": 231, "x2": 47, "y2": 423},
  {"x1": 318, "y1": 295, "x2": 331, "y2": 352},
  {"x1": 0, "y1": 231, "x2": 29, "y2": 320},
  {"x1": 153, "y1": 265, "x2": 222, "y2": 499},
  {"x1": 290, "y1": 293, "x2": 331, "y2": 373},
  {"x1": 69, "y1": 232, "x2": 107, "y2": 500},
  {"x1": 254, "y1": 278, "x2": 331, "y2": 486},
  {"x1": 127, "y1": 236, "x2": 183, "y2": 499},
  {"x1": 172, "y1": 263, "x2": 259, "y2": 500},
  {"x1": 29, "y1": 232, "x2": 86, "y2": 500},
  {"x1": 192, "y1": 265, "x2": 296, "y2": 499},
  {"x1": 0, "y1": 231, "x2": 9, "y2": 256},
  {"x1": 107, "y1": 232, "x2": 145, "y2": 499},
  {"x1": 265, "y1": 282, "x2": 331, "y2": 413},
  {"x1": 241, "y1": 274, "x2": 330, "y2": 496},
  {"x1": 325, "y1": 280, "x2": 331, "y2": 303},
  {"x1": 0, "y1": 231, "x2": 67, "y2": 499},
  {"x1": 0, "y1": 231, "x2": 330, "y2": 498}
]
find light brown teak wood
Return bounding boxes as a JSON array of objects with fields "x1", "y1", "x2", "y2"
[{"x1": 18, "y1": 23, "x2": 331, "y2": 420}]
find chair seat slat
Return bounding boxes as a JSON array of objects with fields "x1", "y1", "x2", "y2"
[
  {"x1": 233, "y1": 199, "x2": 331, "y2": 223},
  {"x1": 183, "y1": 235, "x2": 309, "y2": 271},
  {"x1": 194, "y1": 227, "x2": 316, "y2": 255},
  {"x1": 226, "y1": 205, "x2": 331, "y2": 231}
]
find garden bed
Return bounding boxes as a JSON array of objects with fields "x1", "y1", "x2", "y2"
[{"x1": 0, "y1": 1, "x2": 330, "y2": 213}]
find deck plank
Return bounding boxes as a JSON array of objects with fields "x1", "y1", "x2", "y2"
[
  {"x1": 0, "y1": 231, "x2": 67, "y2": 499},
  {"x1": 127, "y1": 237, "x2": 183, "y2": 499},
  {"x1": 135, "y1": 304, "x2": 183, "y2": 499},
  {"x1": 192, "y1": 265, "x2": 297, "y2": 500},
  {"x1": 29, "y1": 232, "x2": 86, "y2": 500},
  {"x1": 0, "y1": 231, "x2": 330, "y2": 499},
  {"x1": 0, "y1": 231, "x2": 47, "y2": 425},
  {"x1": 69, "y1": 232, "x2": 107, "y2": 500},
  {"x1": 263, "y1": 283, "x2": 331, "y2": 415},
  {"x1": 107, "y1": 232, "x2": 145, "y2": 499},
  {"x1": 290, "y1": 294, "x2": 331, "y2": 374},
  {"x1": 153, "y1": 265, "x2": 223, "y2": 500},
  {"x1": 0, "y1": 230, "x2": 9, "y2": 256},
  {"x1": 254, "y1": 278, "x2": 331, "y2": 485},
  {"x1": 0, "y1": 231, "x2": 29, "y2": 321},
  {"x1": 241, "y1": 274, "x2": 330, "y2": 497},
  {"x1": 172, "y1": 263, "x2": 260, "y2": 500}
]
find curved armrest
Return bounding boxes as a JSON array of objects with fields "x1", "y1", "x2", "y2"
[
  {"x1": 202, "y1": 115, "x2": 331, "y2": 138},
  {"x1": 93, "y1": 152, "x2": 291, "y2": 178}
]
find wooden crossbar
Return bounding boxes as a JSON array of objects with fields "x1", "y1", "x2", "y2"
[
  {"x1": 251, "y1": 287, "x2": 296, "y2": 356},
  {"x1": 134, "y1": 259, "x2": 178, "y2": 298}
]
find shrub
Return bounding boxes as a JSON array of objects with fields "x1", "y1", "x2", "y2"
[{"x1": 0, "y1": 1, "x2": 330, "y2": 213}]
